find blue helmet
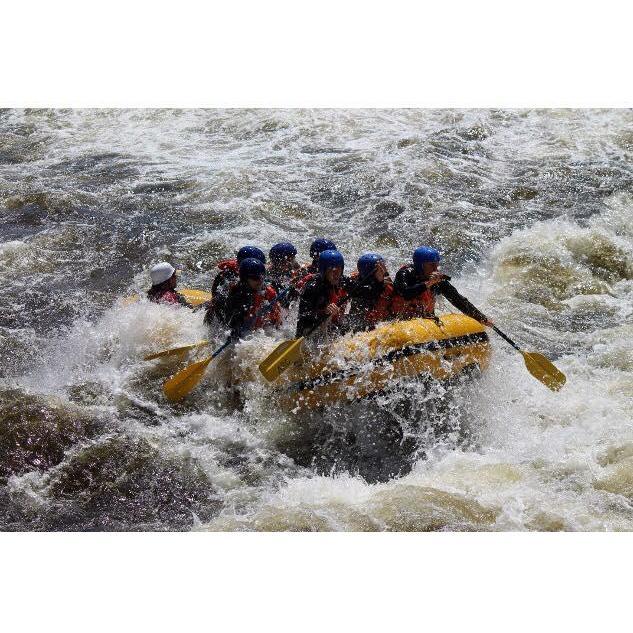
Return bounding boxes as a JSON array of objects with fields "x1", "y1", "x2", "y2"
[
  {"x1": 310, "y1": 238, "x2": 336, "y2": 259},
  {"x1": 318, "y1": 249, "x2": 344, "y2": 274},
  {"x1": 413, "y1": 246, "x2": 441, "y2": 271},
  {"x1": 237, "y1": 245, "x2": 266, "y2": 265},
  {"x1": 239, "y1": 257, "x2": 266, "y2": 280},
  {"x1": 269, "y1": 241, "x2": 297, "y2": 262},
  {"x1": 357, "y1": 253, "x2": 384, "y2": 278}
]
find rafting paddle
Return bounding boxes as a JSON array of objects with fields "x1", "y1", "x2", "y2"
[
  {"x1": 259, "y1": 286, "x2": 356, "y2": 383},
  {"x1": 123, "y1": 288, "x2": 212, "y2": 307},
  {"x1": 491, "y1": 325, "x2": 566, "y2": 392},
  {"x1": 258, "y1": 336, "x2": 307, "y2": 383},
  {"x1": 259, "y1": 269, "x2": 382, "y2": 383},
  {"x1": 163, "y1": 338, "x2": 233, "y2": 401},
  {"x1": 431, "y1": 280, "x2": 566, "y2": 392},
  {"x1": 260, "y1": 276, "x2": 567, "y2": 392},
  {"x1": 144, "y1": 340, "x2": 210, "y2": 361},
  {"x1": 149, "y1": 282, "x2": 299, "y2": 362}
]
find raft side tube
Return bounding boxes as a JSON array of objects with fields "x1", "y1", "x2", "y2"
[{"x1": 277, "y1": 314, "x2": 491, "y2": 410}]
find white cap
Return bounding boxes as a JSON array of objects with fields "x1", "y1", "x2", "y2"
[{"x1": 150, "y1": 262, "x2": 176, "y2": 285}]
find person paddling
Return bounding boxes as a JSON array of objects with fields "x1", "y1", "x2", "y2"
[
  {"x1": 267, "y1": 241, "x2": 302, "y2": 309},
  {"x1": 292, "y1": 238, "x2": 337, "y2": 286},
  {"x1": 347, "y1": 253, "x2": 395, "y2": 332},
  {"x1": 267, "y1": 242, "x2": 300, "y2": 291},
  {"x1": 392, "y1": 247, "x2": 493, "y2": 326},
  {"x1": 147, "y1": 262, "x2": 193, "y2": 308},
  {"x1": 206, "y1": 245, "x2": 267, "y2": 325},
  {"x1": 211, "y1": 245, "x2": 266, "y2": 295},
  {"x1": 221, "y1": 258, "x2": 282, "y2": 337},
  {"x1": 296, "y1": 249, "x2": 349, "y2": 337}
]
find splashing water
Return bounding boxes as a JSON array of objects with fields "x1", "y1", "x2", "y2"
[{"x1": 1, "y1": 109, "x2": 632, "y2": 531}]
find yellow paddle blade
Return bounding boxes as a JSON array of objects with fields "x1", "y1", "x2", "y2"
[
  {"x1": 258, "y1": 337, "x2": 305, "y2": 382},
  {"x1": 144, "y1": 340, "x2": 209, "y2": 361},
  {"x1": 163, "y1": 356, "x2": 213, "y2": 402},
  {"x1": 120, "y1": 294, "x2": 140, "y2": 306},
  {"x1": 122, "y1": 288, "x2": 212, "y2": 307},
  {"x1": 179, "y1": 289, "x2": 212, "y2": 306},
  {"x1": 521, "y1": 351, "x2": 566, "y2": 392}
]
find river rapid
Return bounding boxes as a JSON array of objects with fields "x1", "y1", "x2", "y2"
[{"x1": 1, "y1": 108, "x2": 632, "y2": 531}]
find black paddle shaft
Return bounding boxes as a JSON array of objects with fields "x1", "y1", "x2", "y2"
[
  {"x1": 428, "y1": 280, "x2": 520, "y2": 353},
  {"x1": 492, "y1": 325, "x2": 522, "y2": 352}
]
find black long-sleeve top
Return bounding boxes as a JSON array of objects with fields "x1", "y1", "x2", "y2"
[
  {"x1": 266, "y1": 269, "x2": 297, "y2": 309},
  {"x1": 296, "y1": 275, "x2": 352, "y2": 337},
  {"x1": 222, "y1": 281, "x2": 256, "y2": 333},
  {"x1": 393, "y1": 265, "x2": 489, "y2": 323}
]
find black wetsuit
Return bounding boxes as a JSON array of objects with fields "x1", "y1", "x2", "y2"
[
  {"x1": 211, "y1": 259, "x2": 239, "y2": 294},
  {"x1": 203, "y1": 285, "x2": 228, "y2": 327},
  {"x1": 266, "y1": 267, "x2": 297, "y2": 308},
  {"x1": 222, "y1": 281, "x2": 256, "y2": 333},
  {"x1": 216, "y1": 281, "x2": 281, "y2": 336}
]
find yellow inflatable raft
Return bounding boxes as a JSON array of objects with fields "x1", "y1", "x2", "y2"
[{"x1": 276, "y1": 313, "x2": 490, "y2": 410}]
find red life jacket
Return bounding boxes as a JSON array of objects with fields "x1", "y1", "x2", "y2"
[
  {"x1": 148, "y1": 289, "x2": 182, "y2": 306},
  {"x1": 304, "y1": 275, "x2": 347, "y2": 322},
  {"x1": 246, "y1": 285, "x2": 282, "y2": 329},
  {"x1": 349, "y1": 271, "x2": 394, "y2": 325},
  {"x1": 212, "y1": 259, "x2": 240, "y2": 294},
  {"x1": 391, "y1": 265, "x2": 436, "y2": 318},
  {"x1": 294, "y1": 271, "x2": 316, "y2": 291},
  {"x1": 366, "y1": 283, "x2": 395, "y2": 324},
  {"x1": 218, "y1": 258, "x2": 239, "y2": 273},
  {"x1": 291, "y1": 262, "x2": 317, "y2": 287},
  {"x1": 329, "y1": 285, "x2": 347, "y2": 303},
  {"x1": 326, "y1": 284, "x2": 347, "y2": 323}
]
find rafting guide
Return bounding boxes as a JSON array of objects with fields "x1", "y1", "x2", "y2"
[
  {"x1": 392, "y1": 247, "x2": 493, "y2": 326},
  {"x1": 147, "y1": 262, "x2": 194, "y2": 308}
]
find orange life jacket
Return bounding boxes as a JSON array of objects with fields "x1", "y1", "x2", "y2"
[
  {"x1": 366, "y1": 283, "x2": 395, "y2": 324},
  {"x1": 391, "y1": 266, "x2": 436, "y2": 318},
  {"x1": 349, "y1": 270, "x2": 395, "y2": 325}
]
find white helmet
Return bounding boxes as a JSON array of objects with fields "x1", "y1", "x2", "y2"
[{"x1": 150, "y1": 262, "x2": 176, "y2": 285}]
